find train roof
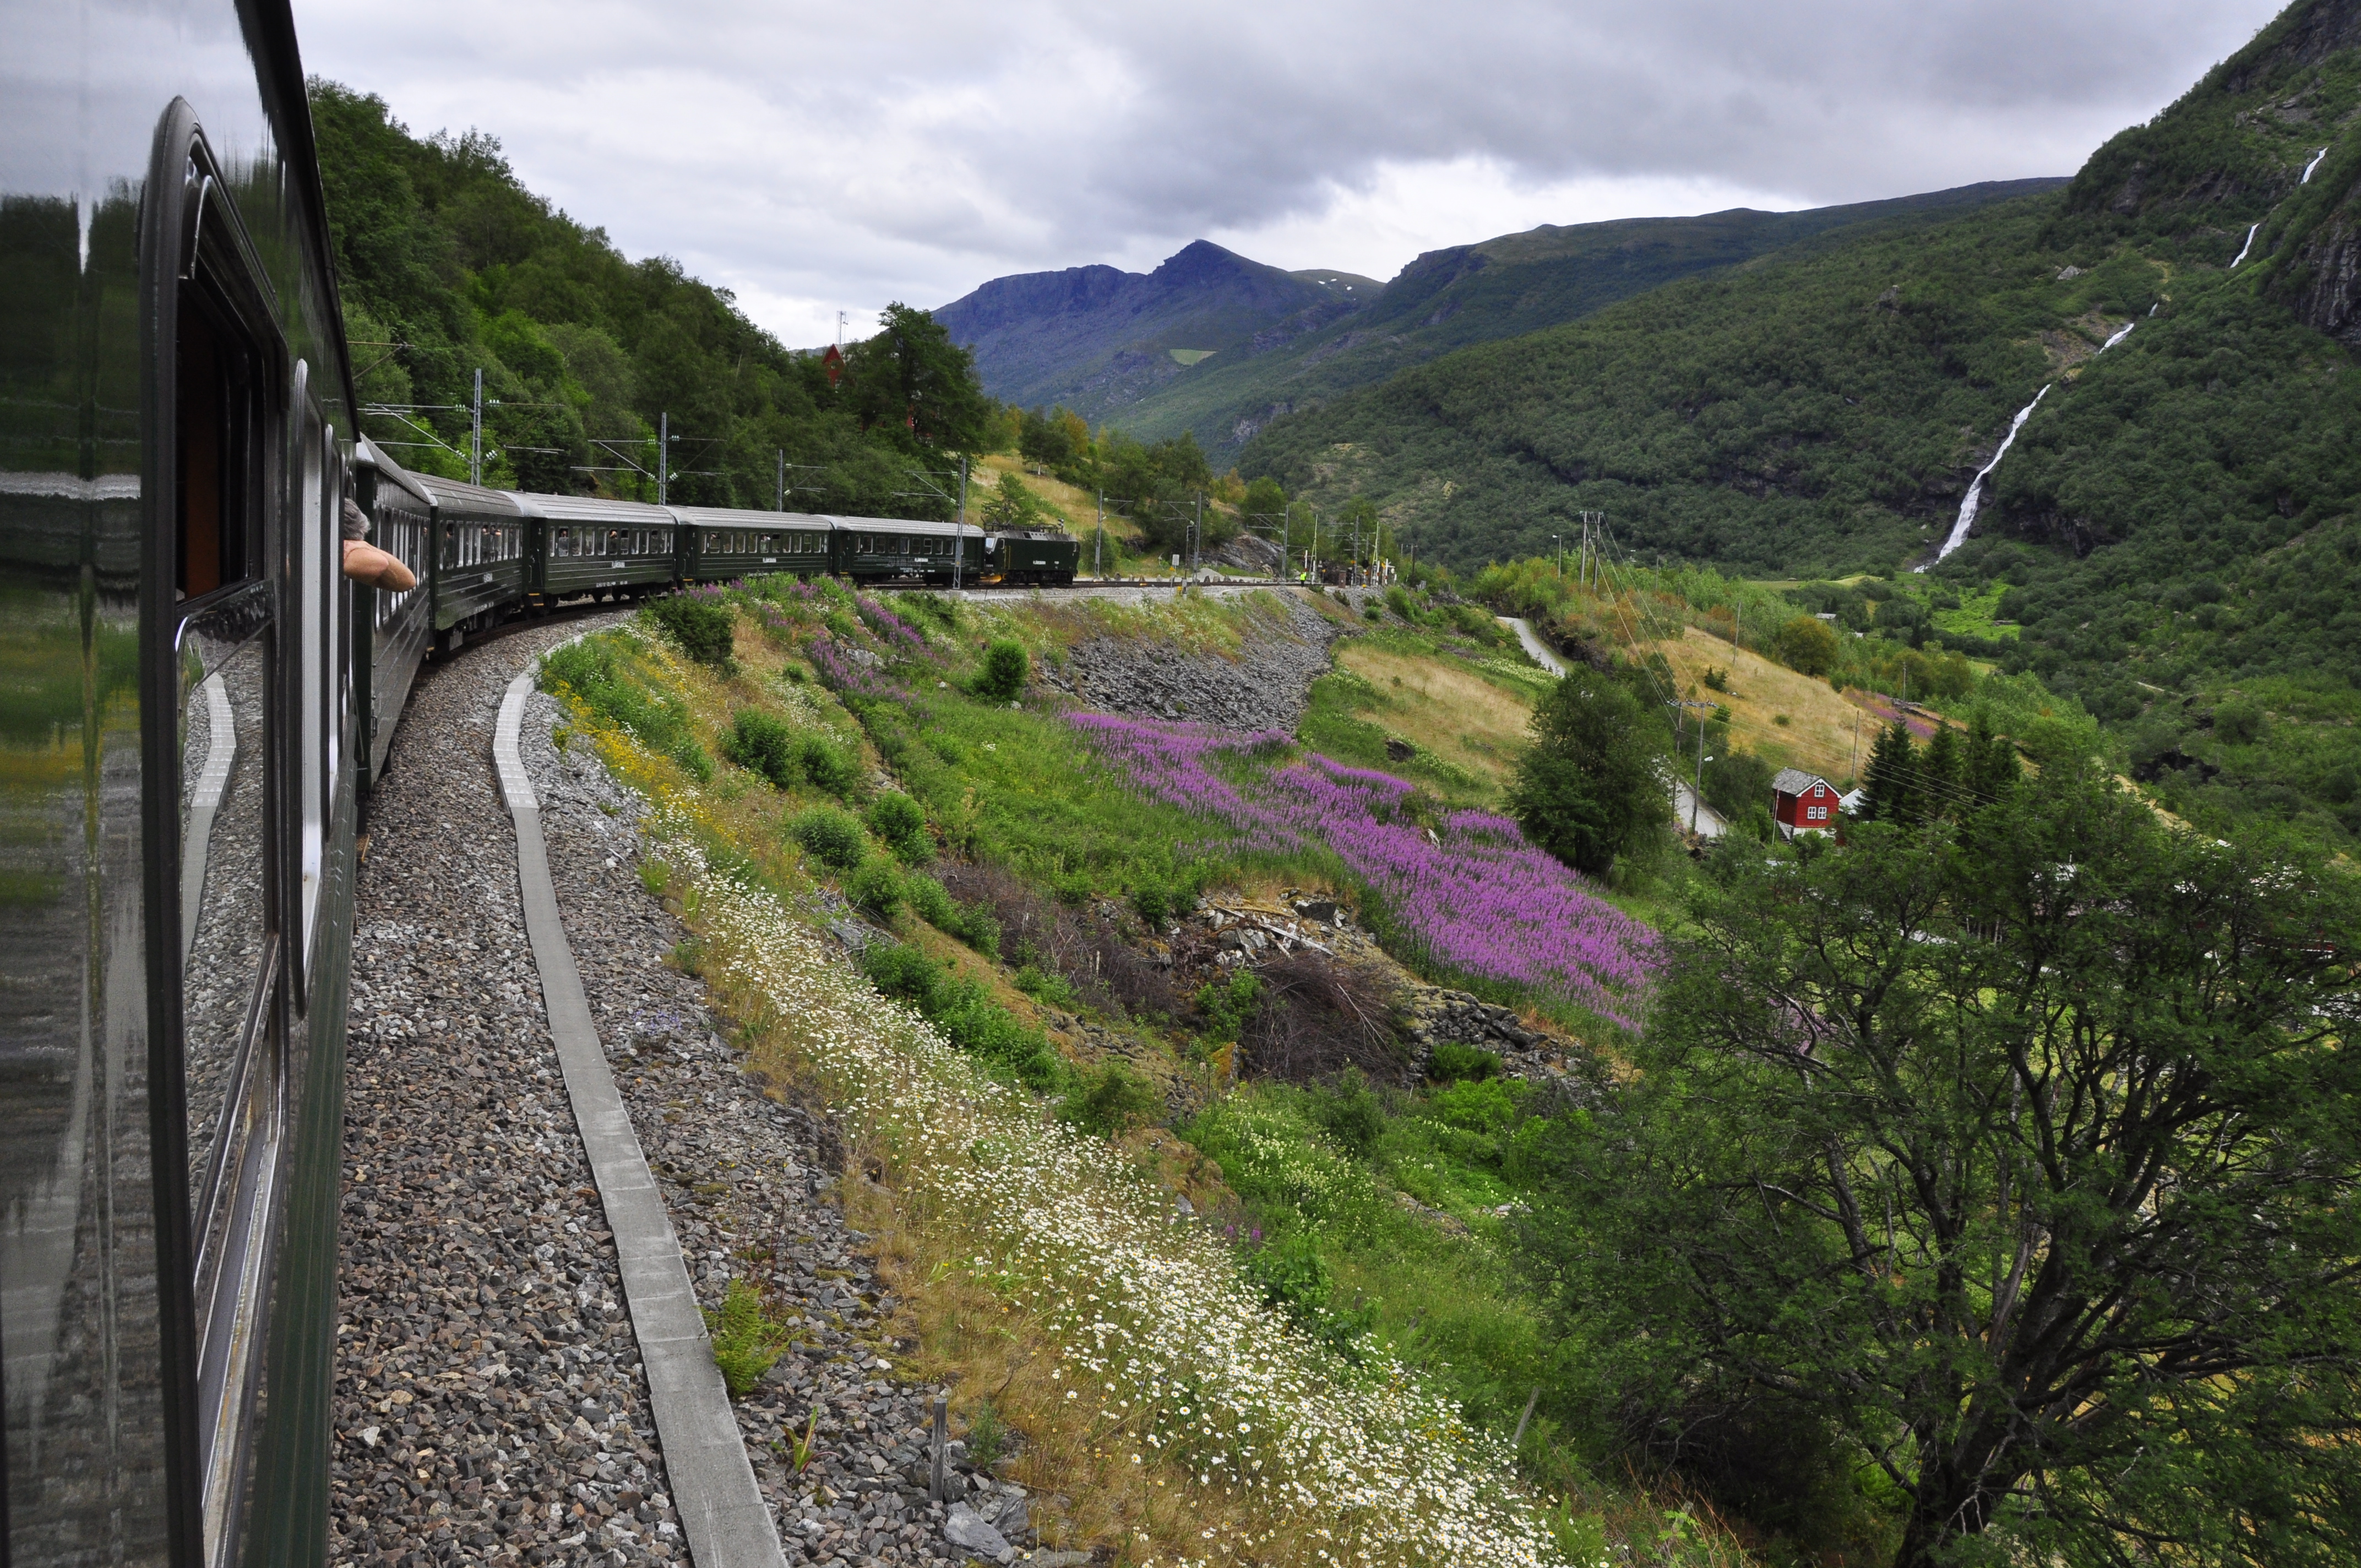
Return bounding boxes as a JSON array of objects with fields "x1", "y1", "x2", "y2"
[
  {"x1": 354, "y1": 438, "x2": 438, "y2": 511},
  {"x1": 824, "y1": 514, "x2": 971, "y2": 538},
  {"x1": 410, "y1": 472, "x2": 528, "y2": 519},
  {"x1": 666, "y1": 506, "x2": 834, "y2": 530},
  {"x1": 504, "y1": 491, "x2": 675, "y2": 525}
]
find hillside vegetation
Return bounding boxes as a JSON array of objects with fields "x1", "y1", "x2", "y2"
[
  {"x1": 311, "y1": 81, "x2": 989, "y2": 514},
  {"x1": 1244, "y1": 0, "x2": 2361, "y2": 855}
]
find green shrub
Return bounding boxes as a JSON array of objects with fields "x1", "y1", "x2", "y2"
[
  {"x1": 1385, "y1": 585, "x2": 1416, "y2": 620},
  {"x1": 1194, "y1": 971, "x2": 1264, "y2": 1043},
  {"x1": 704, "y1": 1277, "x2": 785, "y2": 1397},
  {"x1": 1427, "y1": 1041, "x2": 1503, "y2": 1083},
  {"x1": 949, "y1": 901, "x2": 1001, "y2": 959},
  {"x1": 847, "y1": 858, "x2": 902, "y2": 920},
  {"x1": 1058, "y1": 1059, "x2": 1163, "y2": 1137},
  {"x1": 904, "y1": 872, "x2": 956, "y2": 928},
  {"x1": 1429, "y1": 1075, "x2": 1524, "y2": 1134},
  {"x1": 1308, "y1": 1070, "x2": 1385, "y2": 1159},
  {"x1": 962, "y1": 1401, "x2": 1008, "y2": 1468},
  {"x1": 866, "y1": 792, "x2": 931, "y2": 863},
  {"x1": 860, "y1": 941, "x2": 943, "y2": 1008},
  {"x1": 797, "y1": 735, "x2": 861, "y2": 798},
  {"x1": 1014, "y1": 964, "x2": 1078, "y2": 1009},
  {"x1": 1132, "y1": 880, "x2": 1172, "y2": 927},
  {"x1": 722, "y1": 710, "x2": 799, "y2": 788},
  {"x1": 649, "y1": 594, "x2": 738, "y2": 669},
  {"x1": 899, "y1": 873, "x2": 1001, "y2": 956},
  {"x1": 790, "y1": 806, "x2": 867, "y2": 870},
  {"x1": 973, "y1": 639, "x2": 1030, "y2": 701}
]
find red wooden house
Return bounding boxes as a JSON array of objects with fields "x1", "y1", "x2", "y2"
[{"x1": 1772, "y1": 767, "x2": 1845, "y2": 840}]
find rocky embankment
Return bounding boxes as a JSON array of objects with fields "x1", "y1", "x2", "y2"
[
  {"x1": 1185, "y1": 892, "x2": 1588, "y2": 1087},
  {"x1": 1037, "y1": 589, "x2": 1341, "y2": 732}
]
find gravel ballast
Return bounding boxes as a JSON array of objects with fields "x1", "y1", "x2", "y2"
[
  {"x1": 333, "y1": 614, "x2": 692, "y2": 1568},
  {"x1": 338, "y1": 618, "x2": 1074, "y2": 1568}
]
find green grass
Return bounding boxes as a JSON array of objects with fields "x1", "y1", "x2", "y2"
[{"x1": 1183, "y1": 1079, "x2": 1559, "y2": 1438}]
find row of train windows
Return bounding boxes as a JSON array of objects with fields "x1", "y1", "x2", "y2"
[
  {"x1": 706, "y1": 530, "x2": 824, "y2": 554},
  {"x1": 440, "y1": 522, "x2": 523, "y2": 567},
  {"x1": 849, "y1": 535, "x2": 954, "y2": 556},
  {"x1": 550, "y1": 527, "x2": 672, "y2": 558}
]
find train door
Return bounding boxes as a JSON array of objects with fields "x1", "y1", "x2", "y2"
[{"x1": 155, "y1": 118, "x2": 296, "y2": 1568}]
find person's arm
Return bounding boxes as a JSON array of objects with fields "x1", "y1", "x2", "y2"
[{"x1": 341, "y1": 498, "x2": 418, "y2": 592}]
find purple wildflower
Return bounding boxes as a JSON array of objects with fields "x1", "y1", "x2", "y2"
[{"x1": 1069, "y1": 714, "x2": 1660, "y2": 1025}]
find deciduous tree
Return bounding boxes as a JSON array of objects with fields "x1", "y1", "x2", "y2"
[{"x1": 1518, "y1": 774, "x2": 2361, "y2": 1567}]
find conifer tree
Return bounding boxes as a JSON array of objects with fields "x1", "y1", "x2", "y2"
[
  {"x1": 1966, "y1": 712, "x2": 2021, "y2": 803},
  {"x1": 1921, "y1": 724, "x2": 1963, "y2": 819},
  {"x1": 1862, "y1": 722, "x2": 1918, "y2": 824}
]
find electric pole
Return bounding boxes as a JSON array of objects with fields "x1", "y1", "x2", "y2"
[
  {"x1": 953, "y1": 454, "x2": 968, "y2": 592},
  {"x1": 657, "y1": 411, "x2": 668, "y2": 507},
  {"x1": 471, "y1": 368, "x2": 483, "y2": 487},
  {"x1": 1192, "y1": 492, "x2": 1202, "y2": 575},
  {"x1": 776, "y1": 449, "x2": 786, "y2": 512}
]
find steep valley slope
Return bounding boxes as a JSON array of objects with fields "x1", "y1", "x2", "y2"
[{"x1": 1243, "y1": 0, "x2": 2361, "y2": 741}]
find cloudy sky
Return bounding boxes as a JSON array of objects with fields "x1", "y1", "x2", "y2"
[{"x1": 296, "y1": 0, "x2": 2286, "y2": 347}]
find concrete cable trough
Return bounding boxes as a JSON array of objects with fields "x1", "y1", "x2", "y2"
[{"x1": 496, "y1": 661, "x2": 790, "y2": 1568}]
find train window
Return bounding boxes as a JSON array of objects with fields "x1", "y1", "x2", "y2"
[{"x1": 176, "y1": 295, "x2": 258, "y2": 599}]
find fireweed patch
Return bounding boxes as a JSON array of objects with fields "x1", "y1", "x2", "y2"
[{"x1": 1068, "y1": 715, "x2": 1660, "y2": 1028}]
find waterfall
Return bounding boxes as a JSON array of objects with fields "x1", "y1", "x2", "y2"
[
  {"x1": 2232, "y1": 222, "x2": 2260, "y2": 267},
  {"x1": 1925, "y1": 385, "x2": 2051, "y2": 566},
  {"x1": 2099, "y1": 320, "x2": 2136, "y2": 352},
  {"x1": 2304, "y1": 146, "x2": 2330, "y2": 184}
]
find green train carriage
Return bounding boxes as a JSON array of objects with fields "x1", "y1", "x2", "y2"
[
  {"x1": 673, "y1": 506, "x2": 834, "y2": 581},
  {"x1": 511, "y1": 491, "x2": 678, "y2": 602}
]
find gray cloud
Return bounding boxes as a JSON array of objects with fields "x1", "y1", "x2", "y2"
[{"x1": 293, "y1": 0, "x2": 2286, "y2": 343}]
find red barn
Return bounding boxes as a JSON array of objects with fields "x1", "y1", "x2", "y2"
[{"x1": 1772, "y1": 767, "x2": 1844, "y2": 840}]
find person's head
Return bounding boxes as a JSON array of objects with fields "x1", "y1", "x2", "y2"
[{"x1": 341, "y1": 497, "x2": 371, "y2": 541}]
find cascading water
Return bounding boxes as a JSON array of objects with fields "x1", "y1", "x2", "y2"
[
  {"x1": 2232, "y1": 222, "x2": 2260, "y2": 267},
  {"x1": 2304, "y1": 146, "x2": 2330, "y2": 183},
  {"x1": 2099, "y1": 320, "x2": 2136, "y2": 352},
  {"x1": 1925, "y1": 384, "x2": 2050, "y2": 566}
]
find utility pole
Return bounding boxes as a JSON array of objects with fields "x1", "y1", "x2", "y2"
[
  {"x1": 1192, "y1": 491, "x2": 1202, "y2": 575},
  {"x1": 1695, "y1": 726, "x2": 1710, "y2": 835},
  {"x1": 776, "y1": 449, "x2": 786, "y2": 512},
  {"x1": 470, "y1": 368, "x2": 483, "y2": 486},
  {"x1": 657, "y1": 411, "x2": 668, "y2": 507},
  {"x1": 1094, "y1": 491, "x2": 1105, "y2": 578},
  {"x1": 953, "y1": 453, "x2": 968, "y2": 592}
]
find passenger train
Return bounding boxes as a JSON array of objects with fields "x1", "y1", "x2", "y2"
[{"x1": 0, "y1": 3, "x2": 1073, "y2": 1563}]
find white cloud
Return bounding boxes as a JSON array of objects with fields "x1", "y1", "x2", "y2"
[{"x1": 291, "y1": 0, "x2": 2288, "y2": 344}]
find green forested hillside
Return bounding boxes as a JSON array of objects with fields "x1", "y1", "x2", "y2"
[
  {"x1": 1107, "y1": 180, "x2": 2064, "y2": 458},
  {"x1": 1243, "y1": 0, "x2": 2361, "y2": 851},
  {"x1": 311, "y1": 81, "x2": 987, "y2": 514}
]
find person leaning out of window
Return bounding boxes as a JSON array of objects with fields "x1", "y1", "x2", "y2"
[{"x1": 341, "y1": 497, "x2": 416, "y2": 591}]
